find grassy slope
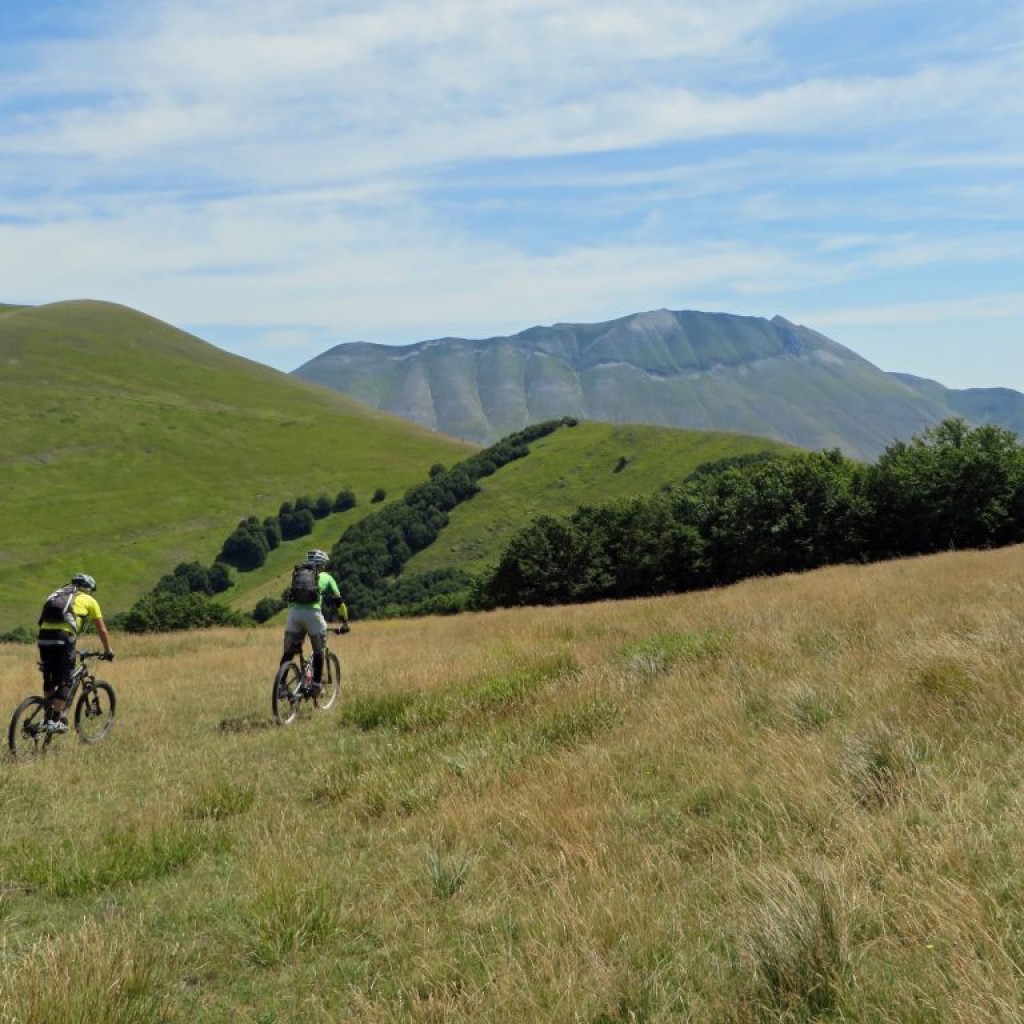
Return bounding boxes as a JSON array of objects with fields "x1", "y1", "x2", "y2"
[
  {"x1": 2, "y1": 546, "x2": 1024, "y2": 1020},
  {"x1": 0, "y1": 300, "x2": 474, "y2": 627},
  {"x1": 243, "y1": 422, "x2": 793, "y2": 617},
  {"x1": 407, "y1": 422, "x2": 794, "y2": 575}
]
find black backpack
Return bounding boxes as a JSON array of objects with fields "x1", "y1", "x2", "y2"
[
  {"x1": 289, "y1": 563, "x2": 320, "y2": 604},
  {"x1": 38, "y1": 584, "x2": 78, "y2": 629}
]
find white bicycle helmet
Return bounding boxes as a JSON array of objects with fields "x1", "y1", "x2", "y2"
[
  {"x1": 306, "y1": 549, "x2": 329, "y2": 567},
  {"x1": 71, "y1": 572, "x2": 97, "y2": 591}
]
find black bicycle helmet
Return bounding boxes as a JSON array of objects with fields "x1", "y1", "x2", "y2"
[{"x1": 71, "y1": 572, "x2": 97, "y2": 591}]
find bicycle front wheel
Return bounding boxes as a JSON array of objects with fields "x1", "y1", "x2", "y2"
[
  {"x1": 316, "y1": 651, "x2": 341, "y2": 711},
  {"x1": 74, "y1": 681, "x2": 116, "y2": 743},
  {"x1": 273, "y1": 662, "x2": 302, "y2": 725},
  {"x1": 8, "y1": 696, "x2": 53, "y2": 760}
]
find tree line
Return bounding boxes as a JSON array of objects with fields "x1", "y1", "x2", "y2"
[
  {"x1": 476, "y1": 419, "x2": 1024, "y2": 608},
  {"x1": 326, "y1": 419, "x2": 576, "y2": 618}
]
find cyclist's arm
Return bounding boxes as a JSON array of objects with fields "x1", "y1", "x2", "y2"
[
  {"x1": 85, "y1": 596, "x2": 113, "y2": 656},
  {"x1": 79, "y1": 593, "x2": 115, "y2": 655},
  {"x1": 319, "y1": 573, "x2": 349, "y2": 626},
  {"x1": 94, "y1": 617, "x2": 113, "y2": 656}
]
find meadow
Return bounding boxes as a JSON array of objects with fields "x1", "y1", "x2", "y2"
[{"x1": 3, "y1": 545, "x2": 1024, "y2": 1021}]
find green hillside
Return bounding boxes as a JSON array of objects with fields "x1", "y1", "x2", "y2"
[
  {"x1": 0, "y1": 300, "x2": 796, "y2": 632},
  {"x1": 0, "y1": 300, "x2": 474, "y2": 628},
  {"x1": 407, "y1": 422, "x2": 794, "y2": 576},
  {"x1": 234, "y1": 422, "x2": 794, "y2": 621}
]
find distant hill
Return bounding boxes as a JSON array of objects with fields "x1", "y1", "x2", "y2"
[
  {"x1": 0, "y1": 300, "x2": 473, "y2": 628},
  {"x1": 293, "y1": 309, "x2": 1014, "y2": 460},
  {"x1": 892, "y1": 373, "x2": 1024, "y2": 438}
]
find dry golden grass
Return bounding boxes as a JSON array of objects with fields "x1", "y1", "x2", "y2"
[{"x1": 3, "y1": 545, "x2": 1024, "y2": 1021}]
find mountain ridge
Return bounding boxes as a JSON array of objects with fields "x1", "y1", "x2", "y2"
[{"x1": 293, "y1": 308, "x2": 982, "y2": 460}]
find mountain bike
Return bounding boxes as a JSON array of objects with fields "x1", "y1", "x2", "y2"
[
  {"x1": 272, "y1": 628, "x2": 345, "y2": 725},
  {"x1": 8, "y1": 650, "x2": 116, "y2": 760}
]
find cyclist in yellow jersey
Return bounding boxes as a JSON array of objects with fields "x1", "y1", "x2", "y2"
[
  {"x1": 279, "y1": 549, "x2": 349, "y2": 696},
  {"x1": 37, "y1": 572, "x2": 114, "y2": 733}
]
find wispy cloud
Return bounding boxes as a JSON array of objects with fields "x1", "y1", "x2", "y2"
[{"x1": 1, "y1": 0, "x2": 1021, "y2": 388}]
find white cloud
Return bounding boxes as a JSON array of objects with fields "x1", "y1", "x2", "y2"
[
  {"x1": 1, "y1": 0, "x2": 1022, "y2": 389},
  {"x1": 804, "y1": 292, "x2": 1024, "y2": 329}
]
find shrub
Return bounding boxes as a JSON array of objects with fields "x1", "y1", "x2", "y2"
[
  {"x1": 333, "y1": 488, "x2": 356, "y2": 512},
  {"x1": 279, "y1": 508, "x2": 315, "y2": 540},
  {"x1": 0, "y1": 624, "x2": 34, "y2": 644},
  {"x1": 252, "y1": 596, "x2": 287, "y2": 624},
  {"x1": 219, "y1": 519, "x2": 270, "y2": 570},
  {"x1": 263, "y1": 517, "x2": 282, "y2": 550},
  {"x1": 123, "y1": 592, "x2": 246, "y2": 633},
  {"x1": 208, "y1": 562, "x2": 233, "y2": 593}
]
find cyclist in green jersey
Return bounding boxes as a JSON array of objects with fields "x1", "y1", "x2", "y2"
[{"x1": 279, "y1": 549, "x2": 349, "y2": 695}]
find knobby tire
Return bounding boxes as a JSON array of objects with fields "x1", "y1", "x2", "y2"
[
  {"x1": 273, "y1": 662, "x2": 302, "y2": 725},
  {"x1": 75, "y1": 680, "x2": 116, "y2": 743},
  {"x1": 8, "y1": 696, "x2": 54, "y2": 760},
  {"x1": 316, "y1": 651, "x2": 341, "y2": 711}
]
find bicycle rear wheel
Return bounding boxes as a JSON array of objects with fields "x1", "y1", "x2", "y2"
[
  {"x1": 316, "y1": 651, "x2": 341, "y2": 711},
  {"x1": 273, "y1": 662, "x2": 302, "y2": 725},
  {"x1": 8, "y1": 696, "x2": 54, "y2": 760},
  {"x1": 75, "y1": 681, "x2": 116, "y2": 743}
]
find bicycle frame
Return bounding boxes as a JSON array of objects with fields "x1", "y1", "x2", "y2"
[{"x1": 43, "y1": 649, "x2": 103, "y2": 708}]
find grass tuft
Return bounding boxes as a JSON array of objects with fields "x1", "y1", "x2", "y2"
[
  {"x1": 739, "y1": 868, "x2": 849, "y2": 1019},
  {"x1": 426, "y1": 844, "x2": 471, "y2": 900},
  {"x1": 340, "y1": 690, "x2": 420, "y2": 731},
  {"x1": 184, "y1": 778, "x2": 256, "y2": 821},
  {"x1": 243, "y1": 869, "x2": 341, "y2": 967},
  {"x1": 0, "y1": 919, "x2": 174, "y2": 1023},
  {"x1": 843, "y1": 723, "x2": 921, "y2": 809},
  {"x1": 619, "y1": 629, "x2": 732, "y2": 681},
  {"x1": 11, "y1": 824, "x2": 217, "y2": 898}
]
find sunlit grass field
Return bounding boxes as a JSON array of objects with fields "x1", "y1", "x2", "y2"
[{"x1": 3, "y1": 545, "x2": 1024, "y2": 1021}]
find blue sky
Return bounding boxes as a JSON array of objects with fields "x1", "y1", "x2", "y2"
[{"x1": 2, "y1": 0, "x2": 1022, "y2": 390}]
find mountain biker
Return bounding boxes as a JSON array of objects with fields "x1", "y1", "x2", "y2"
[
  {"x1": 37, "y1": 572, "x2": 115, "y2": 734},
  {"x1": 280, "y1": 549, "x2": 349, "y2": 696}
]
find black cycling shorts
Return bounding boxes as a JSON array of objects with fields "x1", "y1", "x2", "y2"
[{"x1": 37, "y1": 631, "x2": 76, "y2": 702}]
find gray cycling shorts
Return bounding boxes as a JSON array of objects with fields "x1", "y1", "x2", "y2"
[{"x1": 283, "y1": 606, "x2": 327, "y2": 656}]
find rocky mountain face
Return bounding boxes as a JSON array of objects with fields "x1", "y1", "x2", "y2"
[{"x1": 293, "y1": 308, "x2": 1012, "y2": 461}]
